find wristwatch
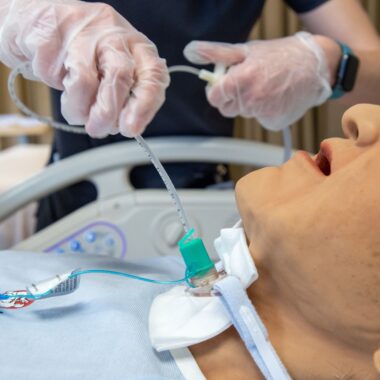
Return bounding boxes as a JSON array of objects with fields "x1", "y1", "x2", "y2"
[{"x1": 330, "y1": 41, "x2": 360, "y2": 99}]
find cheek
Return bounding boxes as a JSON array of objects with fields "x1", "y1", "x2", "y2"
[
  {"x1": 265, "y1": 186, "x2": 380, "y2": 330},
  {"x1": 235, "y1": 164, "x2": 319, "y2": 243}
]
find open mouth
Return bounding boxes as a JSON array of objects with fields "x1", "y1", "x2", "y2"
[{"x1": 315, "y1": 146, "x2": 331, "y2": 176}]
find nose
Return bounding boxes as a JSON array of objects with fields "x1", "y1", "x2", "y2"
[{"x1": 342, "y1": 104, "x2": 380, "y2": 147}]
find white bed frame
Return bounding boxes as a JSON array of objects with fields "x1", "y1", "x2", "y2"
[{"x1": 0, "y1": 137, "x2": 286, "y2": 260}]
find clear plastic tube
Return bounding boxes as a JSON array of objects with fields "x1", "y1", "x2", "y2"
[
  {"x1": 8, "y1": 65, "x2": 88, "y2": 135},
  {"x1": 0, "y1": 290, "x2": 53, "y2": 301},
  {"x1": 168, "y1": 65, "x2": 201, "y2": 76},
  {"x1": 8, "y1": 64, "x2": 193, "y2": 234},
  {"x1": 134, "y1": 135, "x2": 190, "y2": 232},
  {"x1": 4, "y1": 64, "x2": 295, "y2": 301},
  {"x1": 0, "y1": 270, "x2": 189, "y2": 301},
  {"x1": 69, "y1": 269, "x2": 187, "y2": 284},
  {"x1": 8, "y1": 64, "x2": 293, "y2": 235},
  {"x1": 282, "y1": 126, "x2": 293, "y2": 162}
]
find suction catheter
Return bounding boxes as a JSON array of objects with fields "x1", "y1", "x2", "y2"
[
  {"x1": 0, "y1": 63, "x2": 230, "y2": 307},
  {"x1": 1, "y1": 61, "x2": 292, "y2": 307}
]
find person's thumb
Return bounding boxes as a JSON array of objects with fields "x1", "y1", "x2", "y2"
[{"x1": 184, "y1": 41, "x2": 246, "y2": 66}]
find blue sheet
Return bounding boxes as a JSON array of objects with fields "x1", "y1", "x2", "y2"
[{"x1": 0, "y1": 251, "x2": 188, "y2": 380}]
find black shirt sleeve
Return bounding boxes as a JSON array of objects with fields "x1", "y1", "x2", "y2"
[{"x1": 284, "y1": 0, "x2": 330, "y2": 13}]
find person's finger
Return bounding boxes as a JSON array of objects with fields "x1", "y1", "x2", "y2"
[
  {"x1": 85, "y1": 34, "x2": 134, "y2": 138},
  {"x1": 108, "y1": 125, "x2": 120, "y2": 135},
  {"x1": 119, "y1": 41, "x2": 169, "y2": 137},
  {"x1": 206, "y1": 70, "x2": 241, "y2": 117},
  {"x1": 31, "y1": 35, "x2": 66, "y2": 90},
  {"x1": 184, "y1": 41, "x2": 246, "y2": 66},
  {"x1": 7, "y1": 2, "x2": 67, "y2": 90},
  {"x1": 31, "y1": 1, "x2": 111, "y2": 90},
  {"x1": 60, "y1": 37, "x2": 99, "y2": 128},
  {"x1": 218, "y1": 99, "x2": 240, "y2": 118},
  {"x1": 208, "y1": 89, "x2": 240, "y2": 118}
]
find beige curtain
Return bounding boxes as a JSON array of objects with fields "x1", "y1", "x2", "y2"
[
  {"x1": 0, "y1": 67, "x2": 50, "y2": 116},
  {"x1": 0, "y1": 65, "x2": 52, "y2": 147},
  {"x1": 0, "y1": 0, "x2": 379, "y2": 155}
]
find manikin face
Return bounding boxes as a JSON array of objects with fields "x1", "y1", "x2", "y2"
[{"x1": 236, "y1": 104, "x2": 380, "y2": 351}]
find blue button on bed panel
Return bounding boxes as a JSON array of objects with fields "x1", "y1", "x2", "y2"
[
  {"x1": 85, "y1": 231, "x2": 97, "y2": 243},
  {"x1": 104, "y1": 237, "x2": 115, "y2": 247},
  {"x1": 70, "y1": 240, "x2": 81, "y2": 252}
]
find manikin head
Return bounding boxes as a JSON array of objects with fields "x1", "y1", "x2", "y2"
[{"x1": 236, "y1": 104, "x2": 380, "y2": 374}]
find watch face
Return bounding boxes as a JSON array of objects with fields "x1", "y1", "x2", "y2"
[{"x1": 342, "y1": 54, "x2": 360, "y2": 92}]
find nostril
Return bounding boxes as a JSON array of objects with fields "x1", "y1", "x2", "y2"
[
  {"x1": 345, "y1": 121, "x2": 359, "y2": 140},
  {"x1": 315, "y1": 151, "x2": 331, "y2": 176}
]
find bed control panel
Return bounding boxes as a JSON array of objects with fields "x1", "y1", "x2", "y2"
[
  {"x1": 15, "y1": 191, "x2": 240, "y2": 260},
  {"x1": 44, "y1": 221, "x2": 127, "y2": 259}
]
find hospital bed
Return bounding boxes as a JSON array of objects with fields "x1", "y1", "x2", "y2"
[
  {"x1": 0, "y1": 144, "x2": 50, "y2": 249},
  {"x1": 0, "y1": 137, "x2": 285, "y2": 260}
]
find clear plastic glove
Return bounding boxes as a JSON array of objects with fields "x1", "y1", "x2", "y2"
[
  {"x1": 0, "y1": 0, "x2": 169, "y2": 138},
  {"x1": 184, "y1": 32, "x2": 332, "y2": 131}
]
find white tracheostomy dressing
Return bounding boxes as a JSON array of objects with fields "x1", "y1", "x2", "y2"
[{"x1": 149, "y1": 223, "x2": 258, "y2": 351}]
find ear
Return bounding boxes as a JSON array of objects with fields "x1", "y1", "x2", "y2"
[{"x1": 374, "y1": 349, "x2": 380, "y2": 374}]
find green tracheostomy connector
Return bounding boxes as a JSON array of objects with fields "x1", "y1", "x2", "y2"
[{"x1": 178, "y1": 229, "x2": 215, "y2": 280}]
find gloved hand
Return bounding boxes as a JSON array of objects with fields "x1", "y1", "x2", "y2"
[
  {"x1": 184, "y1": 32, "x2": 332, "y2": 131},
  {"x1": 0, "y1": 0, "x2": 169, "y2": 138}
]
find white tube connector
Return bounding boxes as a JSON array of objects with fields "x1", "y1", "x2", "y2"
[
  {"x1": 26, "y1": 270, "x2": 77, "y2": 297},
  {"x1": 198, "y1": 63, "x2": 226, "y2": 85}
]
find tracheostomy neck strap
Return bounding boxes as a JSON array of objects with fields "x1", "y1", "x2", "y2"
[{"x1": 214, "y1": 276, "x2": 292, "y2": 380}]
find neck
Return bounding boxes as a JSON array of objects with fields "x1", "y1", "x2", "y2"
[{"x1": 190, "y1": 271, "x2": 378, "y2": 380}]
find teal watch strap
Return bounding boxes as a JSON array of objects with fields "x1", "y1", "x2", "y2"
[{"x1": 330, "y1": 42, "x2": 357, "y2": 100}]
